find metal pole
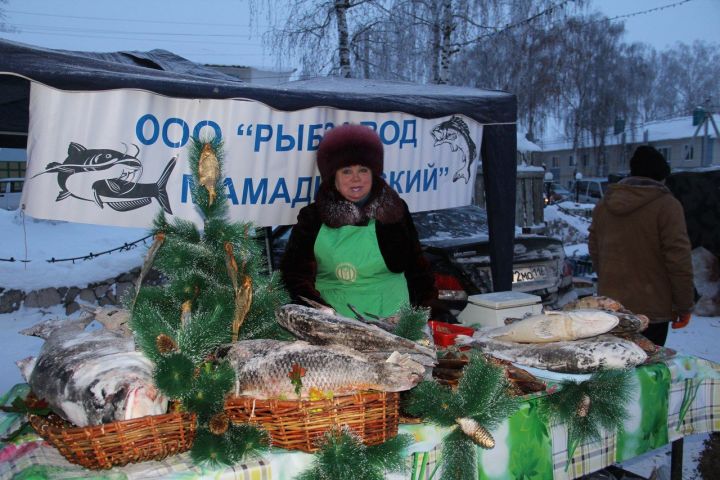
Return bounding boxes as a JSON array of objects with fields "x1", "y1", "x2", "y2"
[{"x1": 670, "y1": 438, "x2": 683, "y2": 480}]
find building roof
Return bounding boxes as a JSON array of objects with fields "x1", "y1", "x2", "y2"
[{"x1": 539, "y1": 113, "x2": 720, "y2": 152}]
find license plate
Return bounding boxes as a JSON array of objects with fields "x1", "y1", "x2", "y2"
[{"x1": 512, "y1": 265, "x2": 548, "y2": 283}]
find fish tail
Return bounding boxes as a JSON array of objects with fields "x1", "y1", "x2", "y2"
[
  {"x1": 15, "y1": 356, "x2": 37, "y2": 381},
  {"x1": 155, "y1": 157, "x2": 177, "y2": 215},
  {"x1": 19, "y1": 312, "x2": 96, "y2": 339}
]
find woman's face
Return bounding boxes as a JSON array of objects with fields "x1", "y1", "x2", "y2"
[{"x1": 334, "y1": 165, "x2": 373, "y2": 202}]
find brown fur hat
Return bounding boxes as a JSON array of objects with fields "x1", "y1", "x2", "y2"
[{"x1": 316, "y1": 124, "x2": 384, "y2": 181}]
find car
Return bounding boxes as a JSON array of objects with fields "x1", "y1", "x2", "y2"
[
  {"x1": 0, "y1": 177, "x2": 23, "y2": 210},
  {"x1": 269, "y1": 204, "x2": 574, "y2": 314},
  {"x1": 544, "y1": 182, "x2": 571, "y2": 205},
  {"x1": 571, "y1": 178, "x2": 608, "y2": 204}
]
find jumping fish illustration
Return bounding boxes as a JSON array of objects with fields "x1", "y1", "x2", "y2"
[
  {"x1": 430, "y1": 116, "x2": 478, "y2": 184},
  {"x1": 92, "y1": 156, "x2": 176, "y2": 214}
]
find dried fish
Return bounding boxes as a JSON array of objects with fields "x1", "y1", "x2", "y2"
[{"x1": 221, "y1": 339, "x2": 424, "y2": 399}]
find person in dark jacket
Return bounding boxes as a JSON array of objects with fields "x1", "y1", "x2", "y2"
[
  {"x1": 588, "y1": 146, "x2": 694, "y2": 346},
  {"x1": 280, "y1": 123, "x2": 441, "y2": 320}
]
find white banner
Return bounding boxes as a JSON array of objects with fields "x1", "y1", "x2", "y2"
[{"x1": 23, "y1": 83, "x2": 483, "y2": 228}]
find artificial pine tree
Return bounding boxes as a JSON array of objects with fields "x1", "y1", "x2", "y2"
[
  {"x1": 405, "y1": 353, "x2": 521, "y2": 480},
  {"x1": 129, "y1": 135, "x2": 288, "y2": 465}
]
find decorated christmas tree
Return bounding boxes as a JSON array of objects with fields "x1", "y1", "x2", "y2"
[{"x1": 129, "y1": 136, "x2": 289, "y2": 465}]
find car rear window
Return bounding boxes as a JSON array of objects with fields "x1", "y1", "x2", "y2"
[{"x1": 411, "y1": 205, "x2": 489, "y2": 243}]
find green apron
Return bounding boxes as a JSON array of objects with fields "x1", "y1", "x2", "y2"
[{"x1": 314, "y1": 220, "x2": 410, "y2": 318}]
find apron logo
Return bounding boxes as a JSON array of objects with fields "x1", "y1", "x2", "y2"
[{"x1": 335, "y1": 262, "x2": 357, "y2": 283}]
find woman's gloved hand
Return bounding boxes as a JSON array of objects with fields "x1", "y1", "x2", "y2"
[{"x1": 671, "y1": 312, "x2": 691, "y2": 329}]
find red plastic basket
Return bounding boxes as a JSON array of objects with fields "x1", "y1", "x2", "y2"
[{"x1": 428, "y1": 321, "x2": 474, "y2": 347}]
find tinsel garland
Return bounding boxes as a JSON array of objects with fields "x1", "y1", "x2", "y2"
[
  {"x1": 295, "y1": 426, "x2": 413, "y2": 480},
  {"x1": 405, "y1": 353, "x2": 521, "y2": 480},
  {"x1": 539, "y1": 369, "x2": 635, "y2": 468},
  {"x1": 130, "y1": 135, "x2": 286, "y2": 465}
]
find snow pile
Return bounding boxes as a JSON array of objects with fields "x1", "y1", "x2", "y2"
[{"x1": 544, "y1": 203, "x2": 592, "y2": 258}]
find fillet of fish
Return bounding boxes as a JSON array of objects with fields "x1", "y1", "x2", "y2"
[
  {"x1": 17, "y1": 315, "x2": 167, "y2": 427},
  {"x1": 221, "y1": 339, "x2": 424, "y2": 399}
]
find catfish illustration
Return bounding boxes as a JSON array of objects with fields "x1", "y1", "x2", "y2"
[
  {"x1": 92, "y1": 156, "x2": 176, "y2": 214},
  {"x1": 430, "y1": 116, "x2": 478, "y2": 184},
  {"x1": 33, "y1": 142, "x2": 143, "y2": 202},
  {"x1": 32, "y1": 142, "x2": 175, "y2": 214}
]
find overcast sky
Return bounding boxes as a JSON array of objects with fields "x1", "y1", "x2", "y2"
[{"x1": 1, "y1": 0, "x2": 718, "y2": 69}]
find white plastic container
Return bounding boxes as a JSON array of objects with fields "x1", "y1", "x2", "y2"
[{"x1": 458, "y1": 291, "x2": 542, "y2": 328}]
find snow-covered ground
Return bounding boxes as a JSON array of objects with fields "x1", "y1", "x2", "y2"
[{"x1": 0, "y1": 206, "x2": 717, "y2": 478}]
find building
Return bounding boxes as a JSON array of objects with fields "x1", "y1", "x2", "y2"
[
  {"x1": 535, "y1": 114, "x2": 720, "y2": 188},
  {"x1": 0, "y1": 147, "x2": 26, "y2": 179}
]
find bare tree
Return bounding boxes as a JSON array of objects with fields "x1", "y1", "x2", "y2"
[
  {"x1": 652, "y1": 41, "x2": 720, "y2": 117},
  {"x1": 255, "y1": 0, "x2": 381, "y2": 77},
  {"x1": 451, "y1": 1, "x2": 586, "y2": 140},
  {"x1": 0, "y1": 0, "x2": 16, "y2": 33}
]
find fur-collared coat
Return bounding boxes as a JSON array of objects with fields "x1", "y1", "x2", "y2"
[
  {"x1": 280, "y1": 178, "x2": 438, "y2": 313},
  {"x1": 589, "y1": 176, "x2": 694, "y2": 322}
]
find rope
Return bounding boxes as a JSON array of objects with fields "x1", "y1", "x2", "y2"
[{"x1": 0, "y1": 234, "x2": 152, "y2": 263}]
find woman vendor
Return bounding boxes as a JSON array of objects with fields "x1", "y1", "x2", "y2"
[{"x1": 280, "y1": 123, "x2": 445, "y2": 320}]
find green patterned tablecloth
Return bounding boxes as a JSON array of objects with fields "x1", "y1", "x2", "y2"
[{"x1": 2, "y1": 355, "x2": 718, "y2": 480}]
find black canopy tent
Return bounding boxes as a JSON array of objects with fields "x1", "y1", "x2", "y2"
[{"x1": 0, "y1": 38, "x2": 517, "y2": 293}]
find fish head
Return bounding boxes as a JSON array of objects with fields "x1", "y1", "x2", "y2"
[
  {"x1": 120, "y1": 383, "x2": 168, "y2": 421},
  {"x1": 431, "y1": 124, "x2": 460, "y2": 150},
  {"x1": 80, "y1": 150, "x2": 143, "y2": 182},
  {"x1": 58, "y1": 143, "x2": 144, "y2": 182}
]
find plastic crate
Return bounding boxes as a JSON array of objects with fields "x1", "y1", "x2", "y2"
[{"x1": 428, "y1": 321, "x2": 475, "y2": 347}]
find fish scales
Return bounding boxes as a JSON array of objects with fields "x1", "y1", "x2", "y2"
[
  {"x1": 465, "y1": 333, "x2": 647, "y2": 373},
  {"x1": 19, "y1": 316, "x2": 167, "y2": 427},
  {"x1": 275, "y1": 304, "x2": 436, "y2": 366},
  {"x1": 223, "y1": 339, "x2": 423, "y2": 399}
]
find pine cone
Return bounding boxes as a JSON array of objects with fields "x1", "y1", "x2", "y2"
[
  {"x1": 156, "y1": 333, "x2": 177, "y2": 354},
  {"x1": 456, "y1": 417, "x2": 495, "y2": 449},
  {"x1": 577, "y1": 394, "x2": 591, "y2": 418},
  {"x1": 209, "y1": 412, "x2": 230, "y2": 435}
]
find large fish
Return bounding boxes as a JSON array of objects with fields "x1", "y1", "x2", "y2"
[
  {"x1": 220, "y1": 339, "x2": 424, "y2": 399},
  {"x1": 16, "y1": 315, "x2": 167, "y2": 427},
  {"x1": 562, "y1": 297, "x2": 650, "y2": 334},
  {"x1": 275, "y1": 304, "x2": 437, "y2": 367},
  {"x1": 489, "y1": 310, "x2": 619, "y2": 344},
  {"x1": 33, "y1": 142, "x2": 143, "y2": 204},
  {"x1": 91, "y1": 156, "x2": 176, "y2": 214},
  {"x1": 460, "y1": 332, "x2": 647, "y2": 374}
]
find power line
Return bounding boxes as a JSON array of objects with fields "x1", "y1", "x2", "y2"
[
  {"x1": 6, "y1": 9, "x2": 269, "y2": 28},
  {"x1": 593, "y1": 0, "x2": 693, "y2": 24},
  {"x1": 12, "y1": 23, "x2": 264, "y2": 38}
]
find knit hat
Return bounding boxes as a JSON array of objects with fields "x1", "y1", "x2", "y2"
[
  {"x1": 630, "y1": 145, "x2": 670, "y2": 181},
  {"x1": 316, "y1": 124, "x2": 384, "y2": 181}
]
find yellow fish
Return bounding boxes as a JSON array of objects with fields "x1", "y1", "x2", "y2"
[{"x1": 198, "y1": 143, "x2": 220, "y2": 205}]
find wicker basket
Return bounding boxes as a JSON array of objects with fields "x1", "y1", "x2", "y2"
[
  {"x1": 224, "y1": 391, "x2": 399, "y2": 452},
  {"x1": 29, "y1": 411, "x2": 197, "y2": 470}
]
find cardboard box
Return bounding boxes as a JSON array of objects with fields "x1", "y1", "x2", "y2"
[{"x1": 458, "y1": 291, "x2": 542, "y2": 328}]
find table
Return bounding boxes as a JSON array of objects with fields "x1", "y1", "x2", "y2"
[{"x1": 1, "y1": 354, "x2": 718, "y2": 480}]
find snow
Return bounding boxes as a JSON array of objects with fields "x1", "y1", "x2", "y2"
[
  {"x1": 0, "y1": 206, "x2": 717, "y2": 478},
  {"x1": 1, "y1": 208, "x2": 146, "y2": 291}
]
